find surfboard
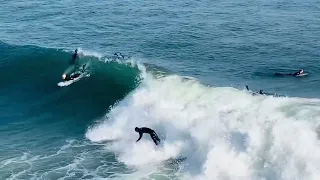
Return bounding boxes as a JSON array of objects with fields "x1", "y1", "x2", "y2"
[
  {"x1": 296, "y1": 73, "x2": 309, "y2": 77},
  {"x1": 57, "y1": 73, "x2": 85, "y2": 87},
  {"x1": 57, "y1": 63, "x2": 89, "y2": 87},
  {"x1": 274, "y1": 72, "x2": 309, "y2": 77}
]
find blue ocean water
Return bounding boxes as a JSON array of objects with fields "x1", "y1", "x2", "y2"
[{"x1": 1, "y1": 0, "x2": 320, "y2": 179}]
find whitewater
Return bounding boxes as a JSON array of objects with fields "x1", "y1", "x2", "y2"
[{"x1": 86, "y1": 62, "x2": 320, "y2": 180}]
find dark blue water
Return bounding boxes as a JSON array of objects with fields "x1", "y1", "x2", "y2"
[{"x1": 1, "y1": 0, "x2": 320, "y2": 179}]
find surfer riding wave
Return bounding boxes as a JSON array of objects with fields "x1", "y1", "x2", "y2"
[{"x1": 62, "y1": 49, "x2": 87, "y2": 81}]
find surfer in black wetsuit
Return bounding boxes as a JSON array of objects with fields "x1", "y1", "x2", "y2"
[
  {"x1": 292, "y1": 69, "x2": 304, "y2": 76},
  {"x1": 274, "y1": 69, "x2": 304, "y2": 77},
  {"x1": 114, "y1": 52, "x2": 124, "y2": 59},
  {"x1": 258, "y1": 89, "x2": 264, "y2": 95},
  {"x1": 135, "y1": 127, "x2": 161, "y2": 145},
  {"x1": 69, "y1": 49, "x2": 79, "y2": 65},
  {"x1": 62, "y1": 49, "x2": 82, "y2": 81},
  {"x1": 246, "y1": 85, "x2": 282, "y2": 97},
  {"x1": 246, "y1": 85, "x2": 265, "y2": 95}
]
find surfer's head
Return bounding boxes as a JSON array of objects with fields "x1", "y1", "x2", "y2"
[
  {"x1": 75, "y1": 49, "x2": 78, "y2": 54},
  {"x1": 135, "y1": 127, "x2": 140, "y2": 132}
]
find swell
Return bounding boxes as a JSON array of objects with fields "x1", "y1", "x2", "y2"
[{"x1": 0, "y1": 42, "x2": 141, "y2": 126}]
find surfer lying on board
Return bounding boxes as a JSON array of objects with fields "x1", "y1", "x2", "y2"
[
  {"x1": 62, "y1": 73, "x2": 80, "y2": 81},
  {"x1": 62, "y1": 63, "x2": 87, "y2": 81},
  {"x1": 246, "y1": 85, "x2": 276, "y2": 96},
  {"x1": 246, "y1": 85, "x2": 264, "y2": 95},
  {"x1": 274, "y1": 69, "x2": 305, "y2": 77},
  {"x1": 135, "y1": 127, "x2": 161, "y2": 145}
]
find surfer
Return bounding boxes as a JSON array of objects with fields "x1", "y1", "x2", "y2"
[
  {"x1": 246, "y1": 85, "x2": 283, "y2": 97},
  {"x1": 69, "y1": 49, "x2": 79, "y2": 66},
  {"x1": 62, "y1": 73, "x2": 78, "y2": 81},
  {"x1": 135, "y1": 127, "x2": 161, "y2": 145},
  {"x1": 62, "y1": 49, "x2": 84, "y2": 81},
  {"x1": 114, "y1": 52, "x2": 124, "y2": 59},
  {"x1": 292, "y1": 69, "x2": 304, "y2": 76},
  {"x1": 259, "y1": 89, "x2": 264, "y2": 95},
  {"x1": 62, "y1": 63, "x2": 88, "y2": 81},
  {"x1": 246, "y1": 85, "x2": 269, "y2": 96},
  {"x1": 274, "y1": 69, "x2": 305, "y2": 77}
]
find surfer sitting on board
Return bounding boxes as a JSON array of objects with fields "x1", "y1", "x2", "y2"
[{"x1": 135, "y1": 127, "x2": 161, "y2": 145}]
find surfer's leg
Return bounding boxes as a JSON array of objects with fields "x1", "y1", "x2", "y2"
[
  {"x1": 81, "y1": 64, "x2": 86, "y2": 72},
  {"x1": 150, "y1": 134, "x2": 159, "y2": 145},
  {"x1": 152, "y1": 132, "x2": 161, "y2": 145}
]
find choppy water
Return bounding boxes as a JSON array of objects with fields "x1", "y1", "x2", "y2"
[{"x1": 1, "y1": 0, "x2": 320, "y2": 180}]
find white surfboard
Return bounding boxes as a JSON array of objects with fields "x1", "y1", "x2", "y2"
[
  {"x1": 297, "y1": 73, "x2": 309, "y2": 77},
  {"x1": 57, "y1": 63, "x2": 90, "y2": 87},
  {"x1": 57, "y1": 73, "x2": 84, "y2": 87}
]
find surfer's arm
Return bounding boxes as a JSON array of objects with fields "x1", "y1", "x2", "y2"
[{"x1": 136, "y1": 132, "x2": 143, "y2": 142}]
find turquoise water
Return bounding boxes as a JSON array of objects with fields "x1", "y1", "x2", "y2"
[{"x1": 1, "y1": 1, "x2": 320, "y2": 179}]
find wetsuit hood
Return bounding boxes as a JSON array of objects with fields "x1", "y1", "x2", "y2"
[{"x1": 135, "y1": 127, "x2": 140, "y2": 132}]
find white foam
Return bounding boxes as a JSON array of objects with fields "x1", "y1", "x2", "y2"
[
  {"x1": 86, "y1": 74, "x2": 320, "y2": 180},
  {"x1": 77, "y1": 48, "x2": 104, "y2": 59},
  {"x1": 63, "y1": 48, "x2": 103, "y2": 59}
]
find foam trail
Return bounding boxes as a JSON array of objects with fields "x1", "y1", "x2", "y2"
[{"x1": 86, "y1": 74, "x2": 320, "y2": 180}]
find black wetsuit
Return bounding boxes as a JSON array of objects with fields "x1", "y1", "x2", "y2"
[
  {"x1": 114, "y1": 52, "x2": 124, "y2": 59},
  {"x1": 274, "y1": 70, "x2": 302, "y2": 77},
  {"x1": 259, "y1": 90, "x2": 264, "y2": 95},
  {"x1": 292, "y1": 71, "x2": 301, "y2": 76},
  {"x1": 69, "y1": 53, "x2": 79, "y2": 65},
  {"x1": 136, "y1": 127, "x2": 161, "y2": 145},
  {"x1": 65, "y1": 64, "x2": 87, "y2": 81}
]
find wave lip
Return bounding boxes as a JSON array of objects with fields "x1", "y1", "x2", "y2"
[{"x1": 86, "y1": 74, "x2": 320, "y2": 180}]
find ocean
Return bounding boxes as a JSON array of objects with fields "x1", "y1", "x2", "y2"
[{"x1": 0, "y1": 0, "x2": 320, "y2": 179}]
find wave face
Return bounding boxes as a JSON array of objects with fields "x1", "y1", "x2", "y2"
[
  {"x1": 86, "y1": 74, "x2": 320, "y2": 180},
  {"x1": 0, "y1": 42, "x2": 144, "y2": 179},
  {"x1": 0, "y1": 42, "x2": 141, "y2": 120}
]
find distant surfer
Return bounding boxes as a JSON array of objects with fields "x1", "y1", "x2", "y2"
[
  {"x1": 69, "y1": 49, "x2": 79, "y2": 66},
  {"x1": 246, "y1": 85, "x2": 264, "y2": 95},
  {"x1": 246, "y1": 85, "x2": 276, "y2": 96},
  {"x1": 292, "y1": 69, "x2": 304, "y2": 76},
  {"x1": 114, "y1": 52, "x2": 124, "y2": 59},
  {"x1": 135, "y1": 127, "x2": 161, "y2": 145},
  {"x1": 62, "y1": 49, "x2": 82, "y2": 81},
  {"x1": 258, "y1": 89, "x2": 264, "y2": 95},
  {"x1": 274, "y1": 69, "x2": 305, "y2": 77}
]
